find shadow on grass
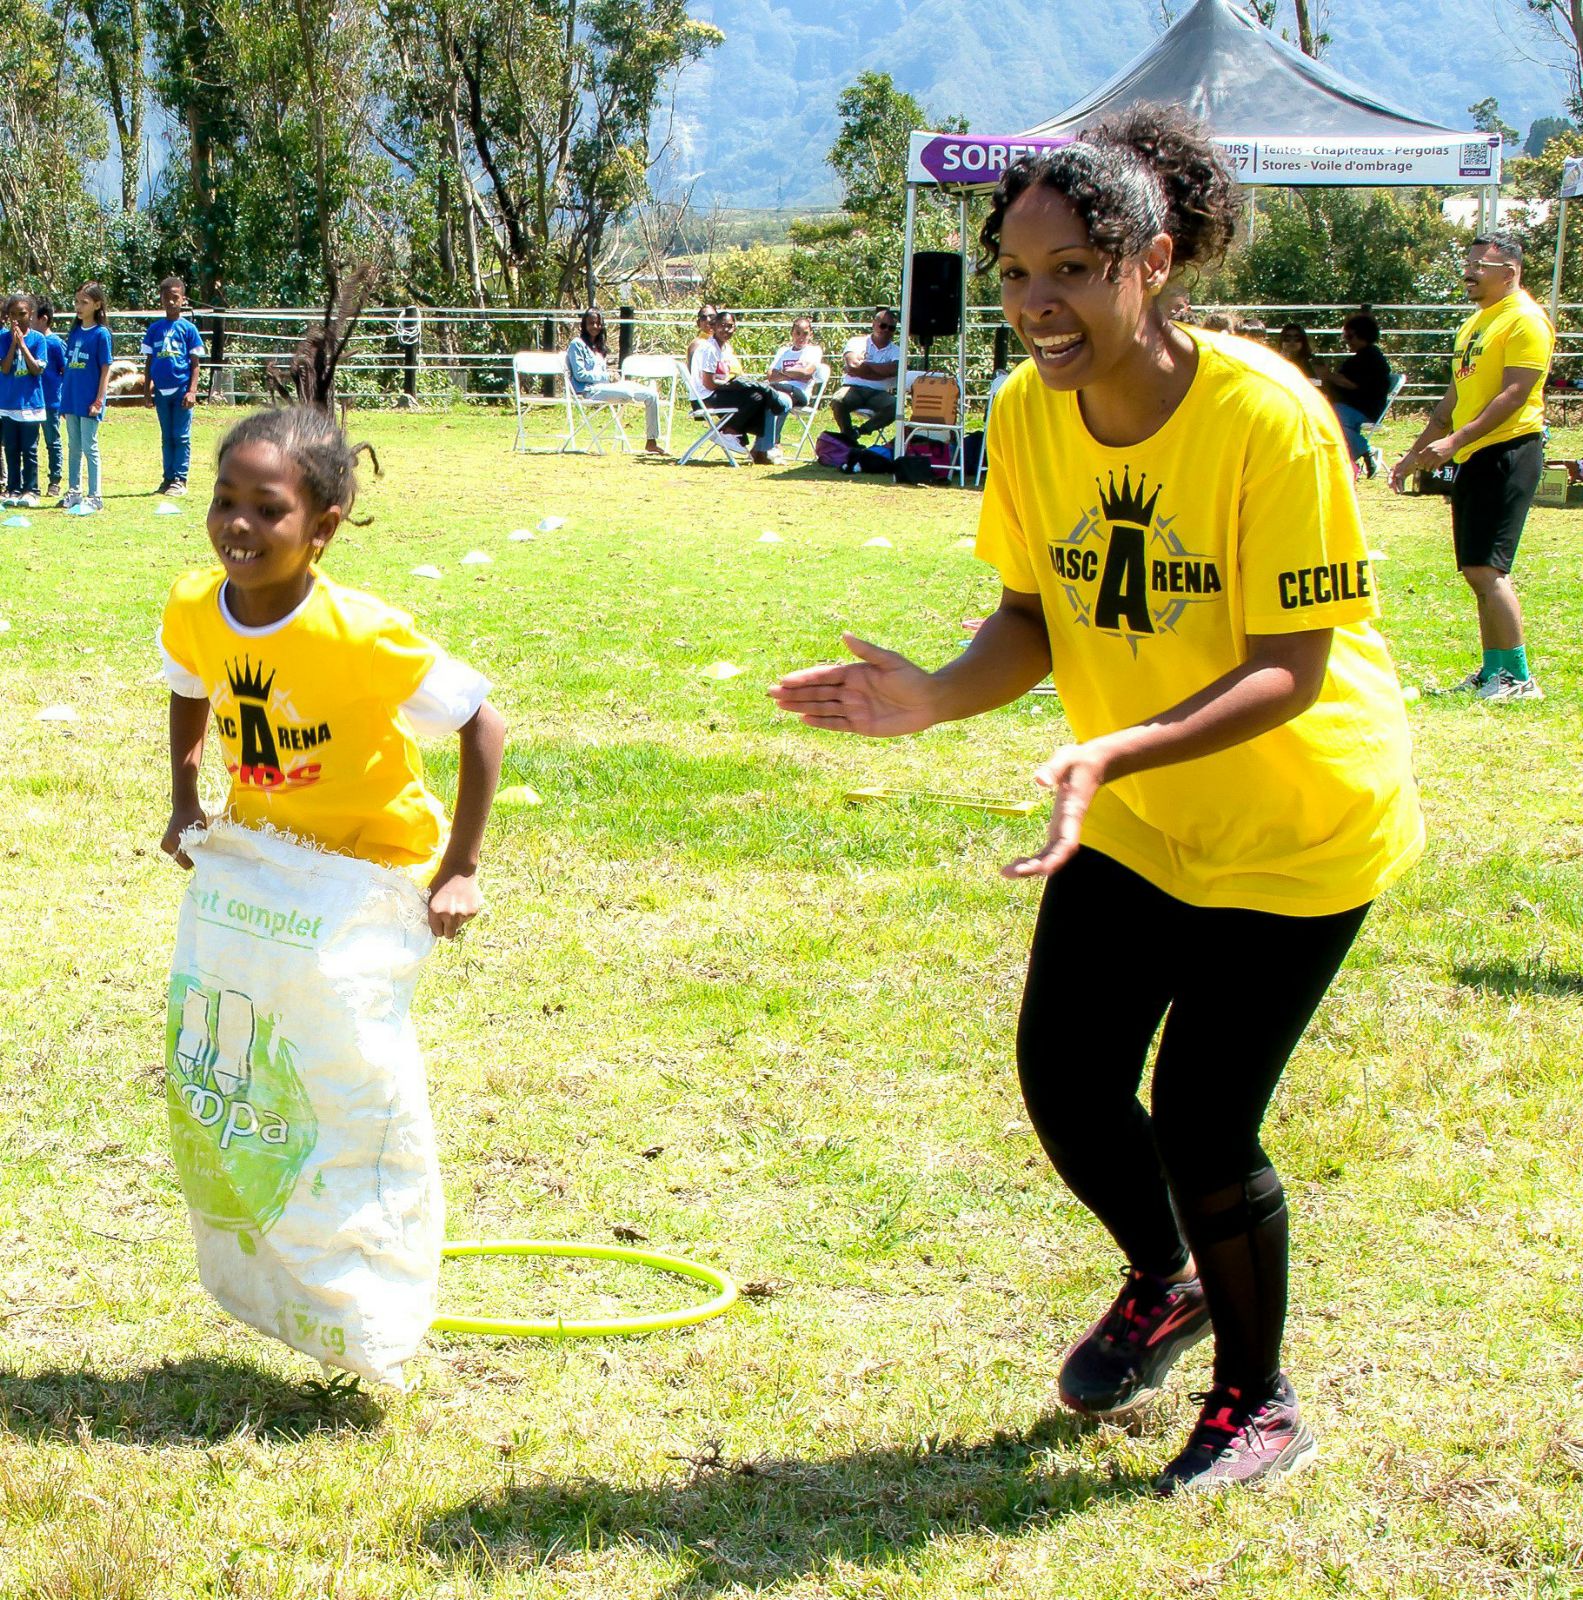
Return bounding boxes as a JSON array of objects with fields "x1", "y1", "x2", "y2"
[
  {"x1": 424, "y1": 1413, "x2": 1151, "y2": 1595},
  {"x1": 1453, "y1": 958, "x2": 1583, "y2": 998},
  {"x1": 0, "y1": 1356, "x2": 385, "y2": 1445}
]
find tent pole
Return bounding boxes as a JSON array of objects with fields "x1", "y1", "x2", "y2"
[
  {"x1": 1247, "y1": 186, "x2": 1257, "y2": 245},
  {"x1": 1551, "y1": 197, "x2": 1568, "y2": 326},
  {"x1": 898, "y1": 181, "x2": 919, "y2": 460},
  {"x1": 958, "y1": 188, "x2": 969, "y2": 485}
]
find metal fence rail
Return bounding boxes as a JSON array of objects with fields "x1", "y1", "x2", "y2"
[{"x1": 96, "y1": 302, "x2": 1583, "y2": 411}]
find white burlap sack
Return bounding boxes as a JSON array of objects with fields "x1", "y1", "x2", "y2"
[{"x1": 165, "y1": 820, "x2": 442, "y2": 1387}]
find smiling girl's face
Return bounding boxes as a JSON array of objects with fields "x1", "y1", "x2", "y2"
[
  {"x1": 208, "y1": 438, "x2": 341, "y2": 624},
  {"x1": 996, "y1": 186, "x2": 1171, "y2": 394}
]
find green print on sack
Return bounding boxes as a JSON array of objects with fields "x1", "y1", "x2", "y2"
[{"x1": 165, "y1": 976, "x2": 318, "y2": 1246}]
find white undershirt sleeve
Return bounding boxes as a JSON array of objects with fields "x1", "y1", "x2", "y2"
[
  {"x1": 402, "y1": 653, "x2": 491, "y2": 737},
  {"x1": 158, "y1": 631, "x2": 209, "y2": 698}
]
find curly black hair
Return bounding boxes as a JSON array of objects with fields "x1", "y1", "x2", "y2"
[
  {"x1": 978, "y1": 106, "x2": 1240, "y2": 280},
  {"x1": 217, "y1": 405, "x2": 380, "y2": 525}
]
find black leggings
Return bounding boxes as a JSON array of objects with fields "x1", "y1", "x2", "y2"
[{"x1": 1017, "y1": 847, "x2": 1368, "y2": 1393}]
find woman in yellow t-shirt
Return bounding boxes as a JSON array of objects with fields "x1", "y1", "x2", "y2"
[{"x1": 771, "y1": 107, "x2": 1422, "y2": 1497}]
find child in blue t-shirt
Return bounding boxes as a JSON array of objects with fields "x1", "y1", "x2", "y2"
[
  {"x1": 60, "y1": 282, "x2": 113, "y2": 513},
  {"x1": 33, "y1": 300, "x2": 68, "y2": 499},
  {"x1": 140, "y1": 275, "x2": 205, "y2": 496},
  {"x1": 0, "y1": 293, "x2": 47, "y2": 507}
]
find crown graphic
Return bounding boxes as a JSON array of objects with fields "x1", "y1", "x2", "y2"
[
  {"x1": 1097, "y1": 469, "x2": 1162, "y2": 529},
  {"x1": 226, "y1": 655, "x2": 276, "y2": 702}
]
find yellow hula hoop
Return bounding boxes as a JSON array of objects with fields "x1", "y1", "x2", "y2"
[{"x1": 432, "y1": 1239, "x2": 738, "y2": 1339}]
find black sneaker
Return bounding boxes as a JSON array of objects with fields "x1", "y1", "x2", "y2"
[
  {"x1": 1058, "y1": 1268, "x2": 1210, "y2": 1420},
  {"x1": 1154, "y1": 1374, "x2": 1317, "y2": 1496}
]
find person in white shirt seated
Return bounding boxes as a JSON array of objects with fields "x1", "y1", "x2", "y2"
[
  {"x1": 565, "y1": 307, "x2": 667, "y2": 455},
  {"x1": 830, "y1": 307, "x2": 901, "y2": 443},
  {"x1": 692, "y1": 309, "x2": 791, "y2": 464},
  {"x1": 685, "y1": 304, "x2": 717, "y2": 376},
  {"x1": 765, "y1": 316, "x2": 823, "y2": 407}
]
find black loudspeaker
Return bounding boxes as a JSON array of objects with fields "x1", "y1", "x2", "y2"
[{"x1": 908, "y1": 251, "x2": 962, "y2": 341}]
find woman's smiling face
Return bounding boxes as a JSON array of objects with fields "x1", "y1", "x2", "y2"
[{"x1": 996, "y1": 185, "x2": 1169, "y2": 392}]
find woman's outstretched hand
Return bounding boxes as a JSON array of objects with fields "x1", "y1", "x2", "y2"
[
  {"x1": 1001, "y1": 742, "x2": 1108, "y2": 879},
  {"x1": 768, "y1": 632, "x2": 940, "y2": 737}
]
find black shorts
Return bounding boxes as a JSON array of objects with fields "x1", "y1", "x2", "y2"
[{"x1": 1450, "y1": 432, "x2": 1543, "y2": 573}]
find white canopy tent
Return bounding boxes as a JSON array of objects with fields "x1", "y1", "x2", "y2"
[{"x1": 893, "y1": 0, "x2": 1500, "y2": 462}]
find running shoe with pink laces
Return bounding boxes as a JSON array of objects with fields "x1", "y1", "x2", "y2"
[
  {"x1": 1154, "y1": 1374, "x2": 1317, "y2": 1495},
  {"x1": 1058, "y1": 1268, "x2": 1210, "y2": 1420}
]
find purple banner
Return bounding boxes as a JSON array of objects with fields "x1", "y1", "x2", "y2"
[{"x1": 907, "y1": 132, "x2": 1075, "y2": 186}]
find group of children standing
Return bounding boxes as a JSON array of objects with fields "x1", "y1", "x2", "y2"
[{"x1": 1, "y1": 275, "x2": 208, "y2": 513}]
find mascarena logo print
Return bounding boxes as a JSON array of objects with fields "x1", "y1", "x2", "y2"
[
  {"x1": 1046, "y1": 469, "x2": 1222, "y2": 654},
  {"x1": 1457, "y1": 328, "x2": 1485, "y2": 380},
  {"x1": 214, "y1": 655, "x2": 333, "y2": 791}
]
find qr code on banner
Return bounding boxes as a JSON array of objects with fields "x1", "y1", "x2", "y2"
[{"x1": 1460, "y1": 142, "x2": 1495, "y2": 175}]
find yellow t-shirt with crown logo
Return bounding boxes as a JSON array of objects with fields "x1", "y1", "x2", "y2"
[
  {"x1": 1450, "y1": 289, "x2": 1553, "y2": 462},
  {"x1": 975, "y1": 327, "x2": 1423, "y2": 915},
  {"x1": 160, "y1": 567, "x2": 453, "y2": 869}
]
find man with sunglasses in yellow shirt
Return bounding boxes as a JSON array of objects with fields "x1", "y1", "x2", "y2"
[{"x1": 1391, "y1": 231, "x2": 1552, "y2": 703}]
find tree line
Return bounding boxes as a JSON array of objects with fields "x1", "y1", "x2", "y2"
[{"x1": 1, "y1": 0, "x2": 722, "y2": 309}]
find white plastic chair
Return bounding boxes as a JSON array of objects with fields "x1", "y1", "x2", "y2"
[
  {"x1": 674, "y1": 358, "x2": 745, "y2": 467},
  {"x1": 975, "y1": 370, "x2": 1013, "y2": 488},
  {"x1": 781, "y1": 362, "x2": 832, "y2": 461},
  {"x1": 511, "y1": 351, "x2": 575, "y2": 454},
  {"x1": 620, "y1": 352, "x2": 680, "y2": 452}
]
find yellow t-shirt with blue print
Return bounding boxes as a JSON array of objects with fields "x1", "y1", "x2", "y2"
[
  {"x1": 160, "y1": 568, "x2": 455, "y2": 870},
  {"x1": 1450, "y1": 290, "x2": 1552, "y2": 462},
  {"x1": 975, "y1": 327, "x2": 1423, "y2": 916}
]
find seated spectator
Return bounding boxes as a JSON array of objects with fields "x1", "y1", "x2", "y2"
[
  {"x1": 1317, "y1": 310, "x2": 1393, "y2": 476},
  {"x1": 830, "y1": 308, "x2": 901, "y2": 444},
  {"x1": 685, "y1": 304, "x2": 717, "y2": 374},
  {"x1": 565, "y1": 307, "x2": 667, "y2": 455},
  {"x1": 1276, "y1": 322, "x2": 1318, "y2": 380},
  {"x1": 1161, "y1": 288, "x2": 1193, "y2": 322},
  {"x1": 766, "y1": 316, "x2": 823, "y2": 406},
  {"x1": 693, "y1": 309, "x2": 791, "y2": 464},
  {"x1": 1198, "y1": 310, "x2": 1234, "y2": 332}
]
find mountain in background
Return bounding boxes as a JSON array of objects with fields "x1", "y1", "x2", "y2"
[{"x1": 668, "y1": 0, "x2": 1570, "y2": 207}]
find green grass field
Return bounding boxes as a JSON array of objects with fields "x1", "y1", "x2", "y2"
[{"x1": 0, "y1": 405, "x2": 1579, "y2": 1599}]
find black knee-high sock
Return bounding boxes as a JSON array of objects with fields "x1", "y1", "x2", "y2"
[{"x1": 1175, "y1": 1166, "x2": 1288, "y2": 1396}]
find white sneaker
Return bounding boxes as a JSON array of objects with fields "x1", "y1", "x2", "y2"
[
  {"x1": 57, "y1": 489, "x2": 81, "y2": 510},
  {"x1": 82, "y1": 495, "x2": 103, "y2": 514},
  {"x1": 1475, "y1": 670, "x2": 1543, "y2": 703},
  {"x1": 1425, "y1": 668, "x2": 1487, "y2": 697}
]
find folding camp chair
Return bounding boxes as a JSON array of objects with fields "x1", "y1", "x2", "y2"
[
  {"x1": 511, "y1": 351, "x2": 576, "y2": 454},
  {"x1": 975, "y1": 369, "x2": 1013, "y2": 488},
  {"x1": 674, "y1": 359, "x2": 745, "y2": 467},
  {"x1": 619, "y1": 352, "x2": 681, "y2": 452},
  {"x1": 782, "y1": 362, "x2": 832, "y2": 461}
]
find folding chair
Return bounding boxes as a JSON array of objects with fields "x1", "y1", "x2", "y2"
[
  {"x1": 674, "y1": 358, "x2": 745, "y2": 467},
  {"x1": 975, "y1": 370, "x2": 1013, "y2": 488},
  {"x1": 782, "y1": 362, "x2": 831, "y2": 461},
  {"x1": 511, "y1": 351, "x2": 576, "y2": 454},
  {"x1": 1355, "y1": 371, "x2": 1405, "y2": 479},
  {"x1": 619, "y1": 352, "x2": 681, "y2": 452},
  {"x1": 566, "y1": 377, "x2": 632, "y2": 456}
]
